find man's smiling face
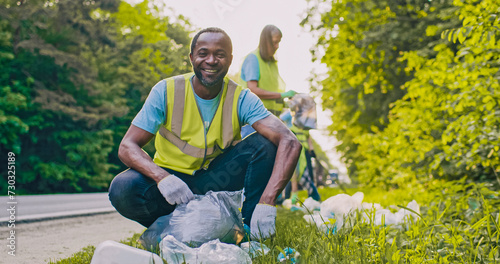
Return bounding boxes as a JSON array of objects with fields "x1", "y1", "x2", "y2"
[{"x1": 190, "y1": 32, "x2": 233, "y2": 89}]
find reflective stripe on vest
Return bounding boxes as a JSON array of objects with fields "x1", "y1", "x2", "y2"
[
  {"x1": 153, "y1": 73, "x2": 242, "y2": 175},
  {"x1": 239, "y1": 49, "x2": 285, "y2": 116}
]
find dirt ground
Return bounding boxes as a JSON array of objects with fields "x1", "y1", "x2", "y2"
[{"x1": 0, "y1": 212, "x2": 145, "y2": 264}]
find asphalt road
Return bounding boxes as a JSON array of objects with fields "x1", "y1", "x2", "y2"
[
  {"x1": 0, "y1": 192, "x2": 115, "y2": 223},
  {"x1": 0, "y1": 211, "x2": 145, "y2": 264}
]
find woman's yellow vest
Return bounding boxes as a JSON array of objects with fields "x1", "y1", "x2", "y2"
[
  {"x1": 290, "y1": 125, "x2": 308, "y2": 178},
  {"x1": 239, "y1": 49, "x2": 286, "y2": 116},
  {"x1": 153, "y1": 73, "x2": 243, "y2": 175}
]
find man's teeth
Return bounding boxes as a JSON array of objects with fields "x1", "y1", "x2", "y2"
[{"x1": 205, "y1": 69, "x2": 217, "y2": 73}]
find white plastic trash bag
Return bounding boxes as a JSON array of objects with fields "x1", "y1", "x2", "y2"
[
  {"x1": 320, "y1": 192, "x2": 364, "y2": 229},
  {"x1": 301, "y1": 197, "x2": 321, "y2": 212},
  {"x1": 303, "y1": 212, "x2": 336, "y2": 234},
  {"x1": 160, "y1": 235, "x2": 252, "y2": 264},
  {"x1": 372, "y1": 200, "x2": 420, "y2": 226},
  {"x1": 140, "y1": 191, "x2": 245, "y2": 249},
  {"x1": 301, "y1": 192, "x2": 421, "y2": 232},
  {"x1": 282, "y1": 199, "x2": 293, "y2": 210},
  {"x1": 361, "y1": 202, "x2": 383, "y2": 210}
]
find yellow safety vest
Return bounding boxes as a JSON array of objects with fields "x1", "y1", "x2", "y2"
[
  {"x1": 239, "y1": 49, "x2": 286, "y2": 116},
  {"x1": 290, "y1": 125, "x2": 308, "y2": 145},
  {"x1": 290, "y1": 125, "x2": 308, "y2": 178},
  {"x1": 153, "y1": 73, "x2": 243, "y2": 175}
]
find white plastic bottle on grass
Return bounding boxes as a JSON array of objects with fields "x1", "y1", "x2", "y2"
[{"x1": 90, "y1": 240, "x2": 163, "y2": 264}]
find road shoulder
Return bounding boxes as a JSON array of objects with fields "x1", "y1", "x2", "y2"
[{"x1": 0, "y1": 212, "x2": 145, "y2": 264}]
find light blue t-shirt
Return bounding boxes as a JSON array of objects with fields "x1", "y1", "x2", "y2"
[
  {"x1": 132, "y1": 77, "x2": 271, "y2": 134},
  {"x1": 240, "y1": 53, "x2": 260, "y2": 82}
]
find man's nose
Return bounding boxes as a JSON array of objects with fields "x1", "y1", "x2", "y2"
[{"x1": 206, "y1": 54, "x2": 217, "y2": 64}]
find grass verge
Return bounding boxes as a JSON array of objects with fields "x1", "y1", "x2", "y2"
[{"x1": 50, "y1": 178, "x2": 499, "y2": 263}]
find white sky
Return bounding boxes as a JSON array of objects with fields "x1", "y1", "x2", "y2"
[{"x1": 130, "y1": 0, "x2": 348, "y2": 175}]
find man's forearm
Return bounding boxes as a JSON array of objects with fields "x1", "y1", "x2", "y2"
[
  {"x1": 247, "y1": 81, "x2": 281, "y2": 100},
  {"x1": 259, "y1": 137, "x2": 301, "y2": 205},
  {"x1": 118, "y1": 143, "x2": 169, "y2": 183}
]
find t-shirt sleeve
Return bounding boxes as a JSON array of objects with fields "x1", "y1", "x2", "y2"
[
  {"x1": 238, "y1": 89, "x2": 271, "y2": 126},
  {"x1": 240, "y1": 54, "x2": 260, "y2": 82},
  {"x1": 131, "y1": 80, "x2": 166, "y2": 134}
]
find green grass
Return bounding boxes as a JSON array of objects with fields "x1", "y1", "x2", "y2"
[{"x1": 50, "y1": 179, "x2": 500, "y2": 263}]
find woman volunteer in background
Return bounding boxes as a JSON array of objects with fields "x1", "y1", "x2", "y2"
[{"x1": 239, "y1": 24, "x2": 297, "y2": 138}]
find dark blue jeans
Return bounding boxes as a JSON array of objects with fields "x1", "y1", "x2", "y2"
[{"x1": 109, "y1": 133, "x2": 277, "y2": 227}]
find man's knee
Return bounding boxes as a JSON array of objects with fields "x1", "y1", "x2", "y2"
[
  {"x1": 108, "y1": 169, "x2": 141, "y2": 209},
  {"x1": 243, "y1": 132, "x2": 277, "y2": 157}
]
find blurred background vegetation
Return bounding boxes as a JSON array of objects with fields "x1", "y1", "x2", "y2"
[
  {"x1": 0, "y1": 0, "x2": 193, "y2": 193},
  {"x1": 1, "y1": 0, "x2": 498, "y2": 194},
  {"x1": 303, "y1": 0, "x2": 499, "y2": 188}
]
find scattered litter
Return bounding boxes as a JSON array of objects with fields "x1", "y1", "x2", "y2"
[
  {"x1": 240, "y1": 241, "x2": 270, "y2": 258},
  {"x1": 140, "y1": 191, "x2": 245, "y2": 250},
  {"x1": 303, "y1": 212, "x2": 337, "y2": 234},
  {"x1": 298, "y1": 192, "x2": 420, "y2": 232},
  {"x1": 361, "y1": 202, "x2": 383, "y2": 210},
  {"x1": 282, "y1": 199, "x2": 292, "y2": 209},
  {"x1": 90, "y1": 240, "x2": 163, "y2": 264},
  {"x1": 290, "y1": 205, "x2": 304, "y2": 212},
  {"x1": 277, "y1": 247, "x2": 300, "y2": 263},
  {"x1": 372, "y1": 200, "x2": 420, "y2": 227},
  {"x1": 301, "y1": 197, "x2": 321, "y2": 212},
  {"x1": 160, "y1": 235, "x2": 251, "y2": 264},
  {"x1": 242, "y1": 223, "x2": 251, "y2": 243},
  {"x1": 319, "y1": 192, "x2": 364, "y2": 229},
  {"x1": 284, "y1": 197, "x2": 321, "y2": 213}
]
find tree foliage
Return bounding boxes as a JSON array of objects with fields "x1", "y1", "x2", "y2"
[
  {"x1": 305, "y1": 0, "x2": 499, "y2": 186},
  {"x1": 0, "y1": 0, "x2": 192, "y2": 193}
]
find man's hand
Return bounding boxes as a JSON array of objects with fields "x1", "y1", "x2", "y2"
[
  {"x1": 280, "y1": 90, "x2": 297, "y2": 99},
  {"x1": 157, "y1": 175, "x2": 194, "y2": 205},
  {"x1": 250, "y1": 204, "x2": 277, "y2": 240}
]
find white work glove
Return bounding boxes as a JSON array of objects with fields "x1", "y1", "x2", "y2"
[
  {"x1": 250, "y1": 204, "x2": 277, "y2": 240},
  {"x1": 157, "y1": 175, "x2": 194, "y2": 205}
]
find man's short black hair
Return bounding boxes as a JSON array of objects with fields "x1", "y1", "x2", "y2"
[{"x1": 190, "y1": 27, "x2": 232, "y2": 54}]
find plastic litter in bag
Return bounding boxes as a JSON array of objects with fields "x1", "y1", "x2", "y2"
[
  {"x1": 289, "y1": 94, "x2": 317, "y2": 130},
  {"x1": 240, "y1": 241, "x2": 270, "y2": 258},
  {"x1": 140, "y1": 191, "x2": 244, "y2": 250},
  {"x1": 277, "y1": 247, "x2": 300, "y2": 263},
  {"x1": 160, "y1": 235, "x2": 251, "y2": 264}
]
